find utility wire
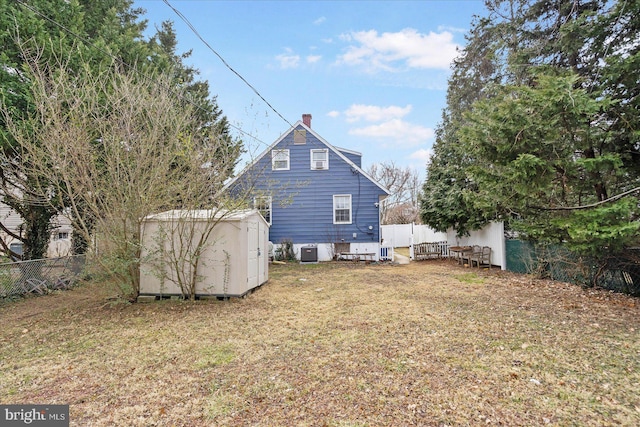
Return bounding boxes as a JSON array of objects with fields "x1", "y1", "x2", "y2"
[
  {"x1": 588, "y1": 0, "x2": 628, "y2": 94},
  {"x1": 13, "y1": 0, "x2": 271, "y2": 149},
  {"x1": 162, "y1": 0, "x2": 294, "y2": 129}
]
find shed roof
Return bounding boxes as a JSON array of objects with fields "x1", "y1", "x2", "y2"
[{"x1": 143, "y1": 209, "x2": 262, "y2": 222}]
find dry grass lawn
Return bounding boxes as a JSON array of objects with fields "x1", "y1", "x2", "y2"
[{"x1": 1, "y1": 260, "x2": 639, "y2": 426}]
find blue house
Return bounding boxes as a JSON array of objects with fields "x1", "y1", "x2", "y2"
[{"x1": 227, "y1": 114, "x2": 390, "y2": 261}]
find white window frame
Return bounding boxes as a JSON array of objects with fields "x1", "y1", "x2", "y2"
[
  {"x1": 333, "y1": 194, "x2": 352, "y2": 224},
  {"x1": 271, "y1": 149, "x2": 290, "y2": 171},
  {"x1": 254, "y1": 196, "x2": 272, "y2": 225},
  {"x1": 54, "y1": 232, "x2": 70, "y2": 240},
  {"x1": 310, "y1": 149, "x2": 328, "y2": 170}
]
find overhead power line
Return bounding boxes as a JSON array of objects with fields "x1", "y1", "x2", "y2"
[
  {"x1": 162, "y1": 0, "x2": 294, "y2": 129},
  {"x1": 13, "y1": 0, "x2": 271, "y2": 148}
]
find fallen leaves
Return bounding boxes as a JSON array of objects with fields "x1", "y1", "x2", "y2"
[{"x1": 1, "y1": 261, "x2": 639, "y2": 426}]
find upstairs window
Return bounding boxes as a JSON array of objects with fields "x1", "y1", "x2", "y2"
[
  {"x1": 333, "y1": 194, "x2": 352, "y2": 224},
  {"x1": 254, "y1": 196, "x2": 272, "y2": 225},
  {"x1": 310, "y1": 149, "x2": 328, "y2": 170},
  {"x1": 271, "y1": 149, "x2": 289, "y2": 170}
]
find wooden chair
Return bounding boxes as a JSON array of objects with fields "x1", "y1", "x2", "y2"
[
  {"x1": 462, "y1": 245, "x2": 481, "y2": 266},
  {"x1": 471, "y1": 246, "x2": 492, "y2": 269}
]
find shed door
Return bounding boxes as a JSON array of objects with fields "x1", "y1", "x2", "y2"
[
  {"x1": 258, "y1": 218, "x2": 267, "y2": 284},
  {"x1": 247, "y1": 218, "x2": 258, "y2": 288}
]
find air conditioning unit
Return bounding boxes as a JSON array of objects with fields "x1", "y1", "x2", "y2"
[
  {"x1": 300, "y1": 245, "x2": 318, "y2": 264},
  {"x1": 313, "y1": 161, "x2": 326, "y2": 170}
]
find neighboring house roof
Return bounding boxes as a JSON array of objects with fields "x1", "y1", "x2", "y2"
[{"x1": 225, "y1": 120, "x2": 391, "y2": 196}]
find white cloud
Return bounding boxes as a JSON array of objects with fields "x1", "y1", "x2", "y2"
[
  {"x1": 306, "y1": 55, "x2": 322, "y2": 64},
  {"x1": 437, "y1": 25, "x2": 467, "y2": 34},
  {"x1": 275, "y1": 48, "x2": 300, "y2": 69},
  {"x1": 314, "y1": 16, "x2": 326, "y2": 25},
  {"x1": 408, "y1": 148, "x2": 433, "y2": 175},
  {"x1": 344, "y1": 104, "x2": 412, "y2": 123},
  {"x1": 409, "y1": 148, "x2": 433, "y2": 163},
  {"x1": 337, "y1": 28, "x2": 459, "y2": 72},
  {"x1": 349, "y1": 119, "x2": 434, "y2": 146},
  {"x1": 327, "y1": 111, "x2": 340, "y2": 118}
]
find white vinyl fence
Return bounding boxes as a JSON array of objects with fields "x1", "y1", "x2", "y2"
[
  {"x1": 447, "y1": 222, "x2": 506, "y2": 270},
  {"x1": 381, "y1": 222, "x2": 506, "y2": 270},
  {"x1": 381, "y1": 223, "x2": 413, "y2": 247},
  {"x1": 381, "y1": 224, "x2": 447, "y2": 248}
]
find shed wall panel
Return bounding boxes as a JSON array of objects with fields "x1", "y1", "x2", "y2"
[{"x1": 139, "y1": 210, "x2": 268, "y2": 297}]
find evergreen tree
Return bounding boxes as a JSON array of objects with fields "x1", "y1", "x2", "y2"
[
  {"x1": 0, "y1": 0, "x2": 240, "y2": 259},
  {"x1": 420, "y1": 0, "x2": 639, "y2": 259}
]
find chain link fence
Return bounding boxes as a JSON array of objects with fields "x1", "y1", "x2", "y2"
[
  {"x1": 506, "y1": 240, "x2": 640, "y2": 296},
  {"x1": 0, "y1": 255, "x2": 85, "y2": 299}
]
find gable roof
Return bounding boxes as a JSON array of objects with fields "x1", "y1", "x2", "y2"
[{"x1": 225, "y1": 120, "x2": 390, "y2": 196}]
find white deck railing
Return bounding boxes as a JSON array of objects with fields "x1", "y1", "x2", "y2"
[{"x1": 380, "y1": 246, "x2": 394, "y2": 261}]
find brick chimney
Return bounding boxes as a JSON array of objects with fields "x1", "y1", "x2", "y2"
[{"x1": 302, "y1": 113, "x2": 312, "y2": 128}]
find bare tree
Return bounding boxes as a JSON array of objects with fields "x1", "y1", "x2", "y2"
[
  {"x1": 385, "y1": 202, "x2": 420, "y2": 225},
  {"x1": 367, "y1": 162, "x2": 421, "y2": 224},
  {"x1": 2, "y1": 56, "x2": 244, "y2": 299}
]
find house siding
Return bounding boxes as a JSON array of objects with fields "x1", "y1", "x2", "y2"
[
  {"x1": 231, "y1": 124, "x2": 386, "y2": 248},
  {"x1": 0, "y1": 201, "x2": 73, "y2": 257},
  {"x1": 0, "y1": 202, "x2": 23, "y2": 233},
  {"x1": 337, "y1": 149, "x2": 362, "y2": 168}
]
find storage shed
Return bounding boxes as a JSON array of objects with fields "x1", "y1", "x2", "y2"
[{"x1": 139, "y1": 209, "x2": 269, "y2": 298}]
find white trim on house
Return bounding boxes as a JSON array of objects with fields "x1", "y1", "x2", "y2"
[
  {"x1": 223, "y1": 120, "x2": 391, "y2": 197},
  {"x1": 271, "y1": 149, "x2": 290, "y2": 171},
  {"x1": 275, "y1": 242, "x2": 383, "y2": 262},
  {"x1": 333, "y1": 194, "x2": 352, "y2": 224},
  {"x1": 310, "y1": 148, "x2": 329, "y2": 170},
  {"x1": 333, "y1": 146, "x2": 361, "y2": 157}
]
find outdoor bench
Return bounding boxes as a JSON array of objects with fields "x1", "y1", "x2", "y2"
[
  {"x1": 338, "y1": 252, "x2": 376, "y2": 262},
  {"x1": 413, "y1": 242, "x2": 444, "y2": 260}
]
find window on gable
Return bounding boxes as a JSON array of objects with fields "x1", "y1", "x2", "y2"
[
  {"x1": 9, "y1": 242, "x2": 23, "y2": 257},
  {"x1": 271, "y1": 149, "x2": 289, "y2": 170},
  {"x1": 293, "y1": 129, "x2": 306, "y2": 145},
  {"x1": 310, "y1": 149, "x2": 328, "y2": 170},
  {"x1": 333, "y1": 194, "x2": 352, "y2": 224},
  {"x1": 254, "y1": 196, "x2": 272, "y2": 225},
  {"x1": 54, "y1": 232, "x2": 69, "y2": 240}
]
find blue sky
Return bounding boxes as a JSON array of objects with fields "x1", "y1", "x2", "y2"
[{"x1": 134, "y1": 0, "x2": 488, "y2": 178}]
